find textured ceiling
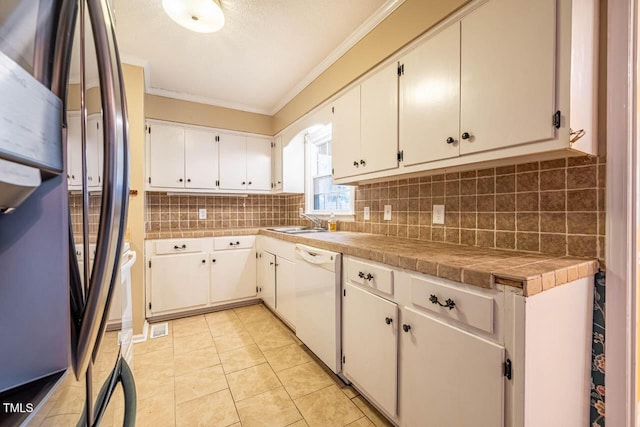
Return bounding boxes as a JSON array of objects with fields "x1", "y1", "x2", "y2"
[{"x1": 109, "y1": 0, "x2": 388, "y2": 114}]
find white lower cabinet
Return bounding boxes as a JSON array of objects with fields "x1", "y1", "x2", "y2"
[
  {"x1": 148, "y1": 252, "x2": 209, "y2": 315},
  {"x1": 146, "y1": 237, "x2": 259, "y2": 318},
  {"x1": 400, "y1": 307, "x2": 504, "y2": 427},
  {"x1": 342, "y1": 283, "x2": 398, "y2": 417},
  {"x1": 210, "y1": 249, "x2": 256, "y2": 303},
  {"x1": 257, "y1": 251, "x2": 276, "y2": 310},
  {"x1": 275, "y1": 258, "x2": 295, "y2": 327}
]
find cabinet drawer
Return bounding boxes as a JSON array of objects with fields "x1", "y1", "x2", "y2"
[
  {"x1": 410, "y1": 276, "x2": 495, "y2": 334},
  {"x1": 155, "y1": 239, "x2": 203, "y2": 255},
  {"x1": 346, "y1": 257, "x2": 394, "y2": 296},
  {"x1": 214, "y1": 236, "x2": 255, "y2": 250}
]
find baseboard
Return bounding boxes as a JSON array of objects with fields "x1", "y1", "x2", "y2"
[
  {"x1": 146, "y1": 299, "x2": 262, "y2": 324},
  {"x1": 132, "y1": 320, "x2": 149, "y2": 344}
]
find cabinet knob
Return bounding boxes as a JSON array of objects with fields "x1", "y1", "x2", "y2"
[
  {"x1": 72, "y1": 175, "x2": 75, "y2": 179},
  {"x1": 461, "y1": 132, "x2": 471, "y2": 140},
  {"x1": 187, "y1": 178, "x2": 191, "y2": 182},
  {"x1": 248, "y1": 181, "x2": 252, "y2": 185},
  {"x1": 446, "y1": 137, "x2": 455, "y2": 144},
  {"x1": 242, "y1": 181, "x2": 246, "y2": 185},
  {"x1": 353, "y1": 161, "x2": 359, "y2": 167},
  {"x1": 179, "y1": 178, "x2": 184, "y2": 182},
  {"x1": 402, "y1": 324, "x2": 411, "y2": 332},
  {"x1": 385, "y1": 317, "x2": 393, "y2": 325},
  {"x1": 360, "y1": 159, "x2": 366, "y2": 166},
  {"x1": 88, "y1": 176, "x2": 92, "y2": 181},
  {"x1": 202, "y1": 259, "x2": 206, "y2": 263},
  {"x1": 270, "y1": 262, "x2": 274, "y2": 266},
  {"x1": 277, "y1": 181, "x2": 281, "y2": 184},
  {"x1": 212, "y1": 259, "x2": 216, "y2": 263}
]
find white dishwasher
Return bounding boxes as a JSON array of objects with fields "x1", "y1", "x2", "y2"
[{"x1": 294, "y1": 244, "x2": 341, "y2": 374}]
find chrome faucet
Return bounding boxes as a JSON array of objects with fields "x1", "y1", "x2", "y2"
[{"x1": 299, "y1": 212, "x2": 324, "y2": 229}]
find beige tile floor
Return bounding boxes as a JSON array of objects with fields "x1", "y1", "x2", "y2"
[
  {"x1": 30, "y1": 303, "x2": 393, "y2": 427},
  {"x1": 128, "y1": 303, "x2": 393, "y2": 427},
  {"x1": 30, "y1": 303, "x2": 391, "y2": 426}
]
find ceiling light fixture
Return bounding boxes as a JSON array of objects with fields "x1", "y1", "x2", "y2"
[{"x1": 162, "y1": 0, "x2": 225, "y2": 33}]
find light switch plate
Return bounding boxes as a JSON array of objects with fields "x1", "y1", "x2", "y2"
[
  {"x1": 364, "y1": 206, "x2": 370, "y2": 221},
  {"x1": 384, "y1": 205, "x2": 392, "y2": 221},
  {"x1": 433, "y1": 204, "x2": 445, "y2": 225},
  {"x1": 198, "y1": 208, "x2": 207, "y2": 220}
]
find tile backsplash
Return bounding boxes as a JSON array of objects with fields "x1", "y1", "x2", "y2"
[
  {"x1": 143, "y1": 155, "x2": 605, "y2": 260},
  {"x1": 146, "y1": 193, "x2": 291, "y2": 231},
  {"x1": 335, "y1": 156, "x2": 605, "y2": 259},
  {"x1": 69, "y1": 193, "x2": 102, "y2": 242}
]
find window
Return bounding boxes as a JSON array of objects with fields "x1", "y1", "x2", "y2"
[{"x1": 305, "y1": 124, "x2": 353, "y2": 215}]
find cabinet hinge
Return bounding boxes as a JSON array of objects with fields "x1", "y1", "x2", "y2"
[
  {"x1": 503, "y1": 359, "x2": 512, "y2": 380},
  {"x1": 397, "y1": 150, "x2": 404, "y2": 162},
  {"x1": 331, "y1": 106, "x2": 335, "y2": 114},
  {"x1": 96, "y1": 122, "x2": 99, "y2": 129},
  {"x1": 332, "y1": 168, "x2": 334, "y2": 175},
  {"x1": 553, "y1": 110, "x2": 561, "y2": 129},
  {"x1": 255, "y1": 252, "x2": 258, "y2": 259},
  {"x1": 343, "y1": 288, "x2": 346, "y2": 297},
  {"x1": 397, "y1": 63, "x2": 404, "y2": 76},
  {"x1": 148, "y1": 260, "x2": 151, "y2": 268},
  {"x1": 342, "y1": 355, "x2": 346, "y2": 364},
  {"x1": 256, "y1": 286, "x2": 259, "y2": 293},
  {"x1": 148, "y1": 126, "x2": 151, "y2": 134},
  {"x1": 215, "y1": 135, "x2": 220, "y2": 142},
  {"x1": 148, "y1": 177, "x2": 151, "y2": 184},
  {"x1": 148, "y1": 302, "x2": 152, "y2": 310}
]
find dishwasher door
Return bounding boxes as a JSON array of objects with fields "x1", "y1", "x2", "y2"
[{"x1": 294, "y1": 244, "x2": 341, "y2": 373}]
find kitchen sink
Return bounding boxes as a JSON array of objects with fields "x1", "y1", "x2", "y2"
[{"x1": 267, "y1": 227, "x2": 327, "y2": 235}]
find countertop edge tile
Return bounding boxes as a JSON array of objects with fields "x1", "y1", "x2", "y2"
[{"x1": 145, "y1": 228, "x2": 598, "y2": 296}]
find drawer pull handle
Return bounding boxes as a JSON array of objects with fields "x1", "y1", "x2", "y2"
[
  {"x1": 402, "y1": 324, "x2": 411, "y2": 332},
  {"x1": 357, "y1": 271, "x2": 374, "y2": 281},
  {"x1": 174, "y1": 244, "x2": 186, "y2": 250},
  {"x1": 385, "y1": 317, "x2": 393, "y2": 325},
  {"x1": 429, "y1": 294, "x2": 456, "y2": 310},
  {"x1": 229, "y1": 241, "x2": 240, "y2": 246}
]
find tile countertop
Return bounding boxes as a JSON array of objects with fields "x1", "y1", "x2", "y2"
[{"x1": 145, "y1": 228, "x2": 599, "y2": 297}]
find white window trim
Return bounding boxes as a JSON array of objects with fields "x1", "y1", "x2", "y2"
[{"x1": 304, "y1": 129, "x2": 355, "y2": 218}]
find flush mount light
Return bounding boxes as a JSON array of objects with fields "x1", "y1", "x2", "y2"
[{"x1": 162, "y1": 0, "x2": 225, "y2": 33}]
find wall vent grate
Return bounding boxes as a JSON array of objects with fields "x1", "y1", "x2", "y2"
[{"x1": 150, "y1": 322, "x2": 169, "y2": 339}]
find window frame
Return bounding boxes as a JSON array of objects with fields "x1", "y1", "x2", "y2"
[{"x1": 304, "y1": 126, "x2": 355, "y2": 217}]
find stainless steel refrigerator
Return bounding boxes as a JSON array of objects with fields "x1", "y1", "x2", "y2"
[{"x1": 0, "y1": 0, "x2": 134, "y2": 425}]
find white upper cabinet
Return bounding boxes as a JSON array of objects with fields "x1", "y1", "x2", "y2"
[
  {"x1": 184, "y1": 128, "x2": 218, "y2": 189},
  {"x1": 400, "y1": 23, "x2": 461, "y2": 166},
  {"x1": 459, "y1": 0, "x2": 557, "y2": 154},
  {"x1": 271, "y1": 135, "x2": 283, "y2": 191},
  {"x1": 148, "y1": 122, "x2": 186, "y2": 188},
  {"x1": 67, "y1": 112, "x2": 103, "y2": 190},
  {"x1": 218, "y1": 132, "x2": 247, "y2": 191},
  {"x1": 360, "y1": 62, "x2": 399, "y2": 173},
  {"x1": 331, "y1": 86, "x2": 361, "y2": 180},
  {"x1": 246, "y1": 136, "x2": 272, "y2": 191}
]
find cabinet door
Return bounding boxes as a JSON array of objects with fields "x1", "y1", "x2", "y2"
[
  {"x1": 275, "y1": 257, "x2": 295, "y2": 327},
  {"x1": 149, "y1": 253, "x2": 209, "y2": 314},
  {"x1": 66, "y1": 114, "x2": 82, "y2": 187},
  {"x1": 361, "y1": 62, "x2": 398, "y2": 174},
  {"x1": 218, "y1": 133, "x2": 247, "y2": 190},
  {"x1": 149, "y1": 123, "x2": 185, "y2": 188},
  {"x1": 210, "y1": 249, "x2": 257, "y2": 303},
  {"x1": 400, "y1": 23, "x2": 460, "y2": 166},
  {"x1": 185, "y1": 128, "x2": 218, "y2": 189},
  {"x1": 258, "y1": 251, "x2": 276, "y2": 310},
  {"x1": 331, "y1": 86, "x2": 361, "y2": 179},
  {"x1": 246, "y1": 136, "x2": 271, "y2": 191},
  {"x1": 86, "y1": 116, "x2": 102, "y2": 188},
  {"x1": 400, "y1": 307, "x2": 504, "y2": 427},
  {"x1": 343, "y1": 283, "x2": 398, "y2": 416},
  {"x1": 460, "y1": 0, "x2": 556, "y2": 154},
  {"x1": 272, "y1": 136, "x2": 283, "y2": 191}
]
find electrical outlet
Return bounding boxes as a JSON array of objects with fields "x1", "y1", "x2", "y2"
[
  {"x1": 364, "y1": 206, "x2": 370, "y2": 221},
  {"x1": 384, "y1": 205, "x2": 392, "y2": 221},
  {"x1": 433, "y1": 204, "x2": 445, "y2": 225},
  {"x1": 199, "y1": 208, "x2": 207, "y2": 220}
]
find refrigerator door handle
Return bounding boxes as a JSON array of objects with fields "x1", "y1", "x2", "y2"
[{"x1": 73, "y1": 0, "x2": 129, "y2": 380}]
